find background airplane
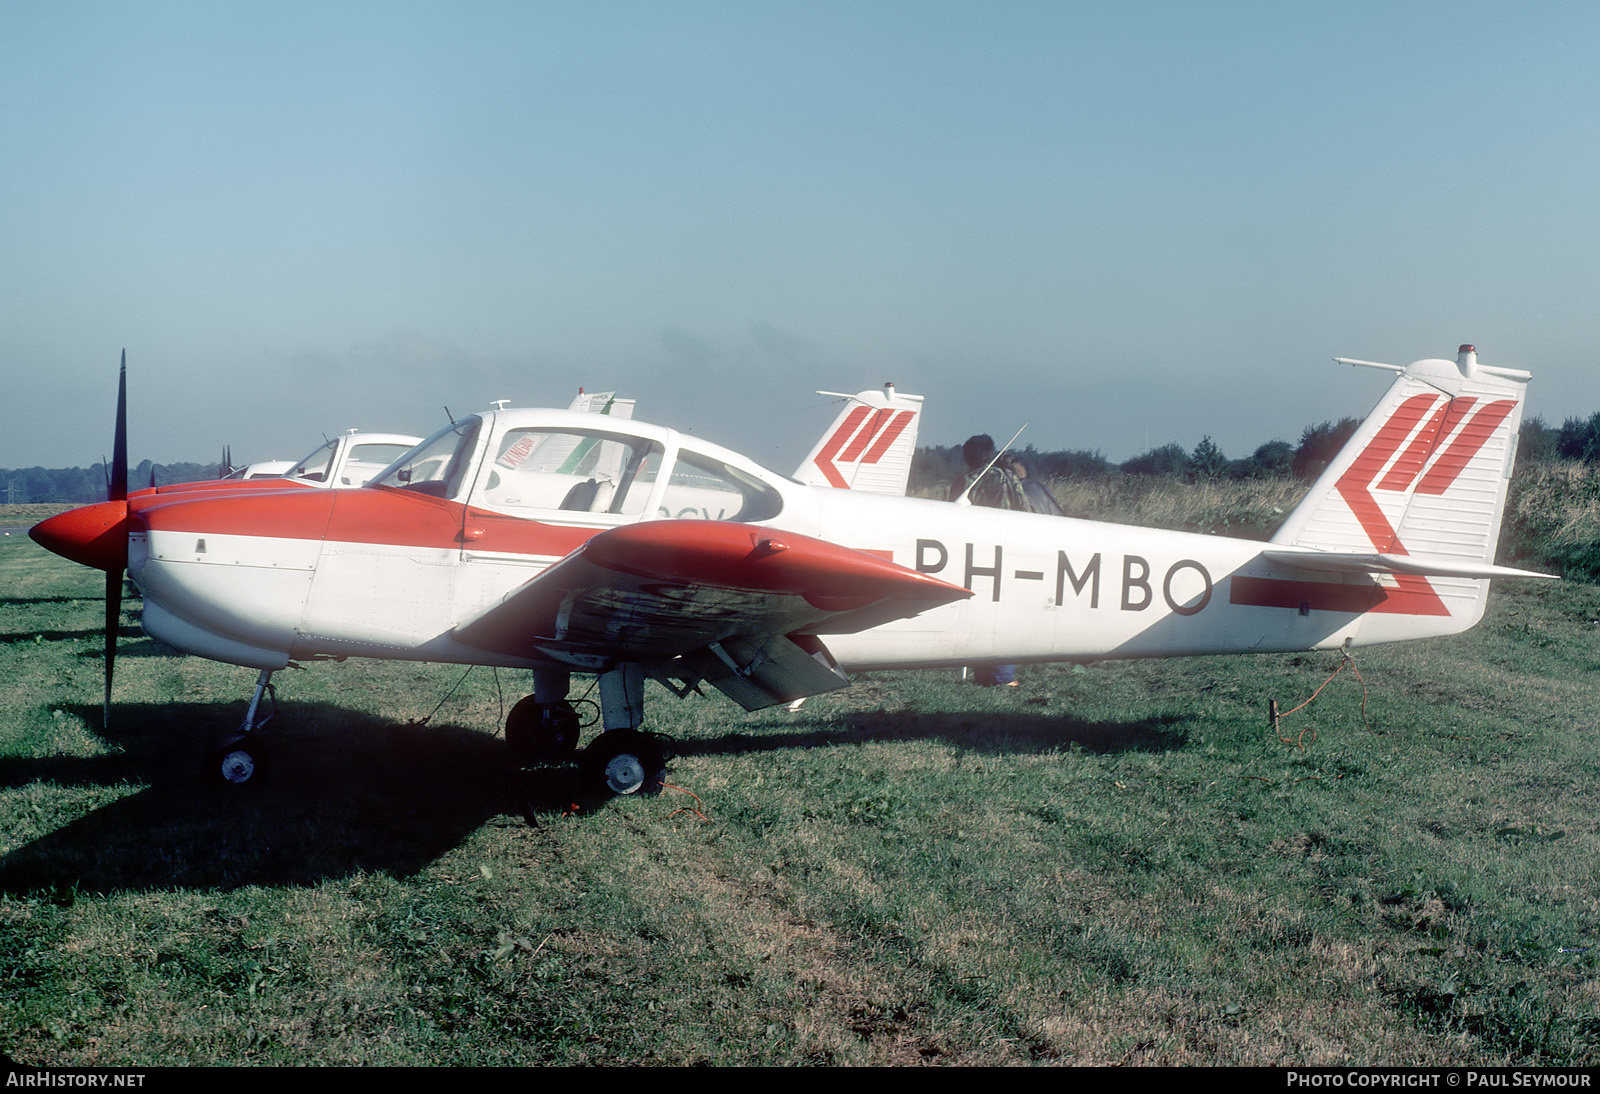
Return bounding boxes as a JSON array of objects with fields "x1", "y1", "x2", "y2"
[
  {"x1": 793, "y1": 382, "x2": 924, "y2": 495},
  {"x1": 30, "y1": 346, "x2": 1546, "y2": 797},
  {"x1": 276, "y1": 430, "x2": 423, "y2": 488}
]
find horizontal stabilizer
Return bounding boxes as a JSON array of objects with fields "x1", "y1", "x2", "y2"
[{"x1": 1259, "y1": 547, "x2": 1554, "y2": 581}]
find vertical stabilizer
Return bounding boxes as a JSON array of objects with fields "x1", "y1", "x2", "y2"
[
  {"x1": 1269, "y1": 346, "x2": 1530, "y2": 635},
  {"x1": 794, "y1": 383, "x2": 924, "y2": 494},
  {"x1": 567, "y1": 390, "x2": 636, "y2": 418}
]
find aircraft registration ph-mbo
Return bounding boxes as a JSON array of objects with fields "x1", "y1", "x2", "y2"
[{"x1": 30, "y1": 346, "x2": 1545, "y2": 797}]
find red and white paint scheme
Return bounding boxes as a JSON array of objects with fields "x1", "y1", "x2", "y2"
[
  {"x1": 793, "y1": 383, "x2": 923, "y2": 494},
  {"x1": 31, "y1": 346, "x2": 1548, "y2": 795}
]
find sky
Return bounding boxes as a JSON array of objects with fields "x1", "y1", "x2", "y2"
[{"x1": 4, "y1": 1, "x2": 1599, "y2": 473}]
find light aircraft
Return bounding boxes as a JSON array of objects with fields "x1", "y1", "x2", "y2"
[
  {"x1": 31, "y1": 346, "x2": 1547, "y2": 797},
  {"x1": 277, "y1": 430, "x2": 424, "y2": 488}
]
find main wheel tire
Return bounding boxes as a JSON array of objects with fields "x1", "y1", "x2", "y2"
[
  {"x1": 579, "y1": 729, "x2": 666, "y2": 796},
  {"x1": 506, "y1": 697, "x2": 580, "y2": 764}
]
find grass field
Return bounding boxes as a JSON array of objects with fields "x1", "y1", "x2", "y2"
[{"x1": 2, "y1": 518, "x2": 1599, "y2": 1066}]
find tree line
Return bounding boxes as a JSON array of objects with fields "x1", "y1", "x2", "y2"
[
  {"x1": 2, "y1": 460, "x2": 221, "y2": 504},
  {"x1": 910, "y1": 413, "x2": 1590, "y2": 494},
  {"x1": 3, "y1": 412, "x2": 1596, "y2": 505}
]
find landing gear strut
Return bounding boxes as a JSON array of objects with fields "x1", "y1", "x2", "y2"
[
  {"x1": 210, "y1": 668, "x2": 275, "y2": 785},
  {"x1": 506, "y1": 664, "x2": 674, "y2": 797},
  {"x1": 582, "y1": 663, "x2": 671, "y2": 796}
]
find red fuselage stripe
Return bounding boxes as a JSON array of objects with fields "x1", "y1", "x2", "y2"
[{"x1": 1229, "y1": 575, "x2": 1452, "y2": 617}]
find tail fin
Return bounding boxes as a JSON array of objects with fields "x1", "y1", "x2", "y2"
[
  {"x1": 1266, "y1": 345, "x2": 1544, "y2": 640},
  {"x1": 566, "y1": 390, "x2": 635, "y2": 418},
  {"x1": 793, "y1": 384, "x2": 924, "y2": 494}
]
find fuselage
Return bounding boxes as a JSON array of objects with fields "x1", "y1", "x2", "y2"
[{"x1": 90, "y1": 404, "x2": 1470, "y2": 677}]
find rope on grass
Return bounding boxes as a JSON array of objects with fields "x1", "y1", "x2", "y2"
[
  {"x1": 1272, "y1": 653, "x2": 1370, "y2": 749},
  {"x1": 412, "y1": 664, "x2": 479, "y2": 727},
  {"x1": 663, "y1": 782, "x2": 708, "y2": 822}
]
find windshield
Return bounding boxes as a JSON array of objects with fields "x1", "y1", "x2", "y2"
[
  {"x1": 342, "y1": 442, "x2": 415, "y2": 486},
  {"x1": 372, "y1": 418, "x2": 482, "y2": 499},
  {"x1": 287, "y1": 439, "x2": 338, "y2": 482}
]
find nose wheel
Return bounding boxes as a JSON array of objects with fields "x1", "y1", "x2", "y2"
[
  {"x1": 209, "y1": 669, "x2": 276, "y2": 786},
  {"x1": 210, "y1": 737, "x2": 265, "y2": 785}
]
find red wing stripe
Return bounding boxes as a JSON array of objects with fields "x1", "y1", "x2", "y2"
[
  {"x1": 861, "y1": 411, "x2": 915, "y2": 464},
  {"x1": 1415, "y1": 399, "x2": 1518, "y2": 496}
]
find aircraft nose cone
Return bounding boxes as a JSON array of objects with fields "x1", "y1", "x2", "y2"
[{"x1": 30, "y1": 501, "x2": 129, "y2": 572}]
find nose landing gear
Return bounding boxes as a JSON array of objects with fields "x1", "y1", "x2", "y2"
[{"x1": 208, "y1": 668, "x2": 276, "y2": 786}]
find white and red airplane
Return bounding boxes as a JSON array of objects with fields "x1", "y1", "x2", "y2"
[{"x1": 31, "y1": 346, "x2": 1546, "y2": 796}]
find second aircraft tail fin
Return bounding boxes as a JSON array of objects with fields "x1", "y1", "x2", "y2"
[{"x1": 794, "y1": 384, "x2": 924, "y2": 495}]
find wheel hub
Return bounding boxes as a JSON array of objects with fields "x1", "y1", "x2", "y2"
[
  {"x1": 219, "y1": 749, "x2": 255, "y2": 784},
  {"x1": 602, "y1": 752, "x2": 647, "y2": 795}
]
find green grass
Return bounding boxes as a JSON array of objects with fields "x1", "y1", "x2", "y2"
[{"x1": 2, "y1": 529, "x2": 1599, "y2": 1066}]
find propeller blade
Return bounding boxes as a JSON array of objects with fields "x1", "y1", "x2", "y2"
[
  {"x1": 103, "y1": 568, "x2": 122, "y2": 727},
  {"x1": 110, "y1": 350, "x2": 128, "y2": 503},
  {"x1": 105, "y1": 351, "x2": 128, "y2": 725}
]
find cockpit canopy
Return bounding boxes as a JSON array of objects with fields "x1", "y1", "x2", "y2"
[{"x1": 371, "y1": 411, "x2": 783, "y2": 524}]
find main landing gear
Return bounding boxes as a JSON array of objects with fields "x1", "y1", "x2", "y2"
[
  {"x1": 209, "y1": 668, "x2": 276, "y2": 785},
  {"x1": 205, "y1": 663, "x2": 676, "y2": 800},
  {"x1": 509, "y1": 665, "x2": 674, "y2": 797}
]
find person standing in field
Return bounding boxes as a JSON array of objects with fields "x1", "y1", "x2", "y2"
[{"x1": 1007, "y1": 455, "x2": 1064, "y2": 516}]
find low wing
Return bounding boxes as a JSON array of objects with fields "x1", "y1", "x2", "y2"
[{"x1": 453, "y1": 520, "x2": 971, "y2": 708}]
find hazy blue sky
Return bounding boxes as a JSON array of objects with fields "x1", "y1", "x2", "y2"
[{"x1": 4, "y1": 2, "x2": 1598, "y2": 472}]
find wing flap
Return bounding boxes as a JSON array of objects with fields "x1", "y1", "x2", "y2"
[{"x1": 678, "y1": 633, "x2": 852, "y2": 711}]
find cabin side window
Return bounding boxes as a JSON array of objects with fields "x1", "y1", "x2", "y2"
[
  {"x1": 657, "y1": 451, "x2": 782, "y2": 522},
  {"x1": 476, "y1": 428, "x2": 663, "y2": 517}
]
